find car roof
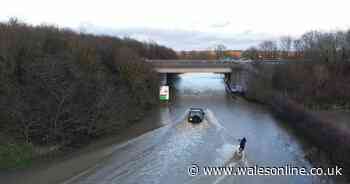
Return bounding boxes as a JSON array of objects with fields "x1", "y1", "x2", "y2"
[{"x1": 190, "y1": 108, "x2": 204, "y2": 111}]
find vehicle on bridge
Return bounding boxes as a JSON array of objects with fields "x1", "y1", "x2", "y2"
[{"x1": 188, "y1": 108, "x2": 205, "y2": 123}]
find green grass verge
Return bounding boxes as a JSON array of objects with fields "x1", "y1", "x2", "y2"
[{"x1": 0, "y1": 143, "x2": 34, "y2": 169}]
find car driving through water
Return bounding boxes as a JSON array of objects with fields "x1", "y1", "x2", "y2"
[{"x1": 188, "y1": 108, "x2": 205, "y2": 123}]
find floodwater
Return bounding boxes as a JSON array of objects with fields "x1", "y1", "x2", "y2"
[
  {"x1": 63, "y1": 73, "x2": 342, "y2": 184},
  {"x1": 1, "y1": 73, "x2": 344, "y2": 184}
]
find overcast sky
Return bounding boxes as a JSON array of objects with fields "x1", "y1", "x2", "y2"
[{"x1": 1, "y1": 0, "x2": 350, "y2": 50}]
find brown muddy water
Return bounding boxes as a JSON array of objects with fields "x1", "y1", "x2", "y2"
[{"x1": 1, "y1": 73, "x2": 347, "y2": 184}]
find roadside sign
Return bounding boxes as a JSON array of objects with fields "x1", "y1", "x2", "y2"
[{"x1": 159, "y1": 86, "x2": 169, "y2": 101}]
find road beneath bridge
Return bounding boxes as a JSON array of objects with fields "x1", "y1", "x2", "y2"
[
  {"x1": 1, "y1": 71, "x2": 343, "y2": 184},
  {"x1": 61, "y1": 73, "x2": 337, "y2": 184}
]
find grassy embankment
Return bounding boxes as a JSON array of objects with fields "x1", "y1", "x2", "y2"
[
  {"x1": 243, "y1": 61, "x2": 350, "y2": 177},
  {"x1": 0, "y1": 18, "x2": 177, "y2": 169}
]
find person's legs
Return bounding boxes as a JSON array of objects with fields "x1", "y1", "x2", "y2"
[
  {"x1": 239, "y1": 137, "x2": 246, "y2": 151},
  {"x1": 239, "y1": 144, "x2": 245, "y2": 151}
]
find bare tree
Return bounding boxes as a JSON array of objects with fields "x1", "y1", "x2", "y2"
[
  {"x1": 0, "y1": 18, "x2": 176, "y2": 147},
  {"x1": 259, "y1": 41, "x2": 278, "y2": 59},
  {"x1": 333, "y1": 31, "x2": 350, "y2": 62},
  {"x1": 345, "y1": 30, "x2": 350, "y2": 61},
  {"x1": 300, "y1": 31, "x2": 323, "y2": 60},
  {"x1": 293, "y1": 39, "x2": 304, "y2": 58},
  {"x1": 214, "y1": 44, "x2": 227, "y2": 59},
  {"x1": 279, "y1": 36, "x2": 293, "y2": 58}
]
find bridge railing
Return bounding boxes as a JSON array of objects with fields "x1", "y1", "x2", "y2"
[{"x1": 146, "y1": 59, "x2": 240, "y2": 68}]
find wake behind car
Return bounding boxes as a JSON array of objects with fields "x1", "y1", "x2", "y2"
[{"x1": 188, "y1": 108, "x2": 205, "y2": 123}]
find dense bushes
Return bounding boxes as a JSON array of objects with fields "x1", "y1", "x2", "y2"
[
  {"x1": 0, "y1": 18, "x2": 177, "y2": 148},
  {"x1": 244, "y1": 62, "x2": 350, "y2": 178},
  {"x1": 245, "y1": 62, "x2": 350, "y2": 109},
  {"x1": 269, "y1": 94, "x2": 350, "y2": 177},
  {"x1": 243, "y1": 28, "x2": 350, "y2": 108},
  {"x1": 272, "y1": 63, "x2": 350, "y2": 109}
]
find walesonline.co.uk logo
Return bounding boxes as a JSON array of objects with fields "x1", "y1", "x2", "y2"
[{"x1": 188, "y1": 164, "x2": 343, "y2": 176}]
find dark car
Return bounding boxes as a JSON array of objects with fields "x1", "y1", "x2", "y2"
[{"x1": 188, "y1": 108, "x2": 205, "y2": 123}]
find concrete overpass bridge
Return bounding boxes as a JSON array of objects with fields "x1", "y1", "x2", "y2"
[
  {"x1": 146, "y1": 59, "x2": 251, "y2": 91},
  {"x1": 146, "y1": 59, "x2": 245, "y2": 73}
]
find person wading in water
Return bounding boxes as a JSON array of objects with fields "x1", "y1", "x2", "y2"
[
  {"x1": 233, "y1": 137, "x2": 247, "y2": 161},
  {"x1": 239, "y1": 137, "x2": 247, "y2": 151}
]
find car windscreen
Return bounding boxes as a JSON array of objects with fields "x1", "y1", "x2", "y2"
[{"x1": 190, "y1": 111, "x2": 202, "y2": 117}]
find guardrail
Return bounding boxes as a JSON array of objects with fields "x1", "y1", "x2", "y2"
[{"x1": 146, "y1": 59, "x2": 240, "y2": 68}]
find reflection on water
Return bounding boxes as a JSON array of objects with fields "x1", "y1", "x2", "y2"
[
  {"x1": 164, "y1": 73, "x2": 339, "y2": 184},
  {"x1": 67, "y1": 73, "x2": 342, "y2": 184}
]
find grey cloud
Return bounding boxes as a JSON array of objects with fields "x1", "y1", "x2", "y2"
[{"x1": 80, "y1": 24, "x2": 277, "y2": 51}]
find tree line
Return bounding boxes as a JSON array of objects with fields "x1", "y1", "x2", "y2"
[
  {"x1": 242, "y1": 30, "x2": 350, "y2": 177},
  {"x1": 242, "y1": 30, "x2": 350, "y2": 62},
  {"x1": 0, "y1": 18, "x2": 177, "y2": 148}
]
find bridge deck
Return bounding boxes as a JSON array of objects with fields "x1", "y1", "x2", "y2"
[{"x1": 146, "y1": 60, "x2": 241, "y2": 73}]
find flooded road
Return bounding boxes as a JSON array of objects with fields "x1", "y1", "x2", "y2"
[{"x1": 64, "y1": 73, "x2": 339, "y2": 184}]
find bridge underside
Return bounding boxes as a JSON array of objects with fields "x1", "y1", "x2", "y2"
[{"x1": 155, "y1": 67, "x2": 232, "y2": 73}]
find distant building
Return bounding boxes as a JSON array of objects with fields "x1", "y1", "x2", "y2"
[
  {"x1": 177, "y1": 50, "x2": 242, "y2": 60},
  {"x1": 224, "y1": 50, "x2": 242, "y2": 59}
]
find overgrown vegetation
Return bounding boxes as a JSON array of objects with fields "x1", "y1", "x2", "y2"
[
  {"x1": 242, "y1": 28, "x2": 350, "y2": 109},
  {"x1": 241, "y1": 29, "x2": 350, "y2": 179},
  {"x1": 0, "y1": 18, "x2": 177, "y2": 168},
  {"x1": 243, "y1": 30, "x2": 350, "y2": 61},
  {"x1": 243, "y1": 62, "x2": 350, "y2": 178},
  {"x1": 0, "y1": 143, "x2": 34, "y2": 169},
  {"x1": 246, "y1": 62, "x2": 350, "y2": 109}
]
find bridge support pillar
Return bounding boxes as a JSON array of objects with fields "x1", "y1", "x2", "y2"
[{"x1": 224, "y1": 73, "x2": 231, "y2": 84}]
